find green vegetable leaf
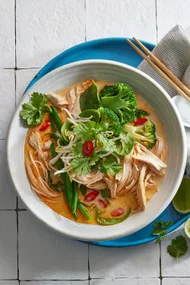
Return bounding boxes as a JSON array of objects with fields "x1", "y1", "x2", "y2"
[
  {"x1": 20, "y1": 92, "x2": 48, "y2": 126},
  {"x1": 167, "y1": 236, "x2": 188, "y2": 259},
  {"x1": 152, "y1": 220, "x2": 172, "y2": 243},
  {"x1": 79, "y1": 109, "x2": 100, "y2": 122},
  {"x1": 80, "y1": 81, "x2": 100, "y2": 111},
  {"x1": 99, "y1": 156, "x2": 122, "y2": 176}
]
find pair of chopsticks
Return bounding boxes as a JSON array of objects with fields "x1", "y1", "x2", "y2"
[{"x1": 127, "y1": 37, "x2": 190, "y2": 102}]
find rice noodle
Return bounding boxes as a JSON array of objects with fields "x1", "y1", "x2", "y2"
[{"x1": 26, "y1": 155, "x2": 60, "y2": 198}]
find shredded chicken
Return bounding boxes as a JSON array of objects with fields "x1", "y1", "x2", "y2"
[
  {"x1": 104, "y1": 174, "x2": 118, "y2": 198},
  {"x1": 71, "y1": 170, "x2": 104, "y2": 186},
  {"x1": 136, "y1": 165, "x2": 147, "y2": 210},
  {"x1": 29, "y1": 132, "x2": 49, "y2": 164},
  {"x1": 46, "y1": 80, "x2": 92, "y2": 115},
  {"x1": 86, "y1": 180, "x2": 107, "y2": 190},
  {"x1": 42, "y1": 140, "x2": 52, "y2": 151},
  {"x1": 25, "y1": 154, "x2": 60, "y2": 199},
  {"x1": 153, "y1": 137, "x2": 168, "y2": 161},
  {"x1": 145, "y1": 171, "x2": 157, "y2": 189},
  {"x1": 116, "y1": 155, "x2": 139, "y2": 195},
  {"x1": 132, "y1": 143, "x2": 167, "y2": 176}
]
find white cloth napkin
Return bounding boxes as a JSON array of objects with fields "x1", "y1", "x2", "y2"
[{"x1": 138, "y1": 25, "x2": 190, "y2": 176}]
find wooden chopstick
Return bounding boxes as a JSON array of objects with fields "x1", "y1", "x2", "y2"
[
  {"x1": 127, "y1": 39, "x2": 190, "y2": 103},
  {"x1": 133, "y1": 37, "x2": 190, "y2": 97}
]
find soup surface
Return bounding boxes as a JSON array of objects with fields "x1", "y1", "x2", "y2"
[{"x1": 23, "y1": 80, "x2": 168, "y2": 225}]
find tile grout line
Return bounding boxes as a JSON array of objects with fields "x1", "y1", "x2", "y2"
[
  {"x1": 15, "y1": 1, "x2": 19, "y2": 279},
  {"x1": 16, "y1": 196, "x2": 20, "y2": 281},
  {"x1": 14, "y1": 0, "x2": 17, "y2": 107},
  {"x1": 84, "y1": 0, "x2": 87, "y2": 41},
  {"x1": 14, "y1": 0, "x2": 17, "y2": 69},
  {"x1": 159, "y1": 241, "x2": 162, "y2": 283},
  {"x1": 88, "y1": 244, "x2": 91, "y2": 281},
  {"x1": 155, "y1": 0, "x2": 158, "y2": 44}
]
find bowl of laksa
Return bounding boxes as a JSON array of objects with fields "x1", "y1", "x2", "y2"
[{"x1": 7, "y1": 60, "x2": 186, "y2": 241}]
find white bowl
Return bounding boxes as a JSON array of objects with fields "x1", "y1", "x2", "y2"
[{"x1": 7, "y1": 60, "x2": 187, "y2": 241}]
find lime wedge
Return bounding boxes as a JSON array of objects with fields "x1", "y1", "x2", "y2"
[
  {"x1": 172, "y1": 177, "x2": 190, "y2": 214},
  {"x1": 184, "y1": 218, "x2": 190, "y2": 238}
]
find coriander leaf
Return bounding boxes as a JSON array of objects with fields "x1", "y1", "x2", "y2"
[
  {"x1": 152, "y1": 220, "x2": 172, "y2": 243},
  {"x1": 167, "y1": 236, "x2": 188, "y2": 259},
  {"x1": 30, "y1": 92, "x2": 48, "y2": 108},
  {"x1": 71, "y1": 153, "x2": 100, "y2": 175},
  {"x1": 71, "y1": 142, "x2": 83, "y2": 158},
  {"x1": 73, "y1": 121, "x2": 104, "y2": 142},
  {"x1": 20, "y1": 92, "x2": 48, "y2": 126},
  {"x1": 71, "y1": 157, "x2": 91, "y2": 175},
  {"x1": 71, "y1": 142, "x2": 100, "y2": 174},
  {"x1": 99, "y1": 156, "x2": 122, "y2": 176}
]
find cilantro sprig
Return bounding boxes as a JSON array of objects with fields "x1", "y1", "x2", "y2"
[
  {"x1": 20, "y1": 92, "x2": 49, "y2": 126},
  {"x1": 152, "y1": 220, "x2": 172, "y2": 243},
  {"x1": 167, "y1": 236, "x2": 188, "y2": 259}
]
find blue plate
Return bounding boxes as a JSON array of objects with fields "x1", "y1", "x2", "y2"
[{"x1": 24, "y1": 37, "x2": 190, "y2": 247}]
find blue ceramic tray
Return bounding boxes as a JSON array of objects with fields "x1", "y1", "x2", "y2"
[{"x1": 25, "y1": 38, "x2": 190, "y2": 247}]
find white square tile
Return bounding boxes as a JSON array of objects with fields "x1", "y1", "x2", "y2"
[
  {"x1": 161, "y1": 228, "x2": 190, "y2": 277},
  {"x1": 162, "y1": 278, "x2": 190, "y2": 285},
  {"x1": 0, "y1": 140, "x2": 16, "y2": 209},
  {"x1": 0, "y1": 0, "x2": 15, "y2": 68},
  {"x1": 16, "y1": 69, "x2": 40, "y2": 106},
  {"x1": 90, "y1": 279, "x2": 160, "y2": 285},
  {"x1": 86, "y1": 0, "x2": 156, "y2": 42},
  {"x1": 0, "y1": 282, "x2": 19, "y2": 285},
  {"x1": 157, "y1": 0, "x2": 190, "y2": 40},
  {"x1": 0, "y1": 70, "x2": 15, "y2": 139},
  {"x1": 0, "y1": 211, "x2": 17, "y2": 279},
  {"x1": 89, "y1": 242, "x2": 159, "y2": 278},
  {"x1": 18, "y1": 197, "x2": 26, "y2": 209},
  {"x1": 16, "y1": 0, "x2": 85, "y2": 68},
  {"x1": 19, "y1": 211, "x2": 88, "y2": 280},
  {"x1": 20, "y1": 281, "x2": 88, "y2": 285}
]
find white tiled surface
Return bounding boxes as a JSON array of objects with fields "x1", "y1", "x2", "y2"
[
  {"x1": 0, "y1": 0, "x2": 190, "y2": 283},
  {"x1": 90, "y1": 280, "x2": 160, "y2": 285},
  {"x1": 89, "y1": 243, "x2": 159, "y2": 278}
]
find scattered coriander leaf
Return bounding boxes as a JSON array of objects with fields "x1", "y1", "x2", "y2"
[
  {"x1": 152, "y1": 220, "x2": 172, "y2": 243},
  {"x1": 167, "y1": 235, "x2": 188, "y2": 259}
]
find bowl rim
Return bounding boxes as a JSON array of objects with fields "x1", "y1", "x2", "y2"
[{"x1": 7, "y1": 59, "x2": 187, "y2": 241}]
